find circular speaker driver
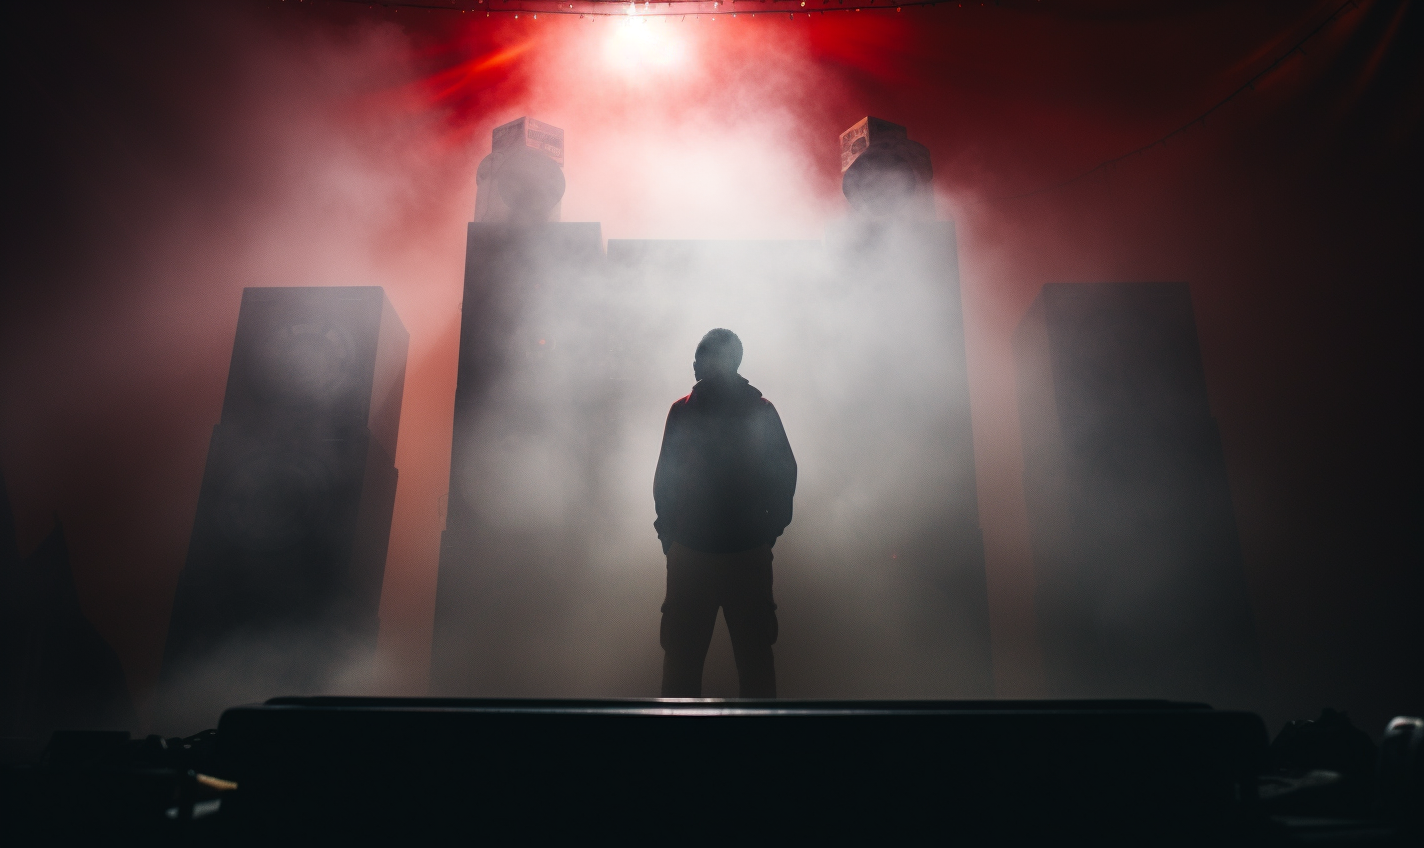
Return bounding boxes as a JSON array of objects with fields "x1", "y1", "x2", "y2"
[{"x1": 219, "y1": 450, "x2": 333, "y2": 553}]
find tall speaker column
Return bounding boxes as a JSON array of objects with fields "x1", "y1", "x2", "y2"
[
  {"x1": 1015, "y1": 282, "x2": 1260, "y2": 705},
  {"x1": 160, "y1": 286, "x2": 408, "y2": 730},
  {"x1": 430, "y1": 222, "x2": 605, "y2": 696}
]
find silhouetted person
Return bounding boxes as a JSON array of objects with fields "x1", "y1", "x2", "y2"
[{"x1": 654, "y1": 329, "x2": 796, "y2": 697}]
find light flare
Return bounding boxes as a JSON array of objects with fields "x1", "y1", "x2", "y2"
[{"x1": 603, "y1": 12, "x2": 690, "y2": 78}]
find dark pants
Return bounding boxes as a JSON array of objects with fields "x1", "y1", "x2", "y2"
[{"x1": 660, "y1": 543, "x2": 778, "y2": 698}]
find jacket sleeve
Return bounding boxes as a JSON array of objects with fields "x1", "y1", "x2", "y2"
[
  {"x1": 760, "y1": 402, "x2": 797, "y2": 546},
  {"x1": 652, "y1": 401, "x2": 684, "y2": 554}
]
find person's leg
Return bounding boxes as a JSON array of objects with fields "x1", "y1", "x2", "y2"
[
  {"x1": 721, "y1": 546, "x2": 778, "y2": 699},
  {"x1": 660, "y1": 543, "x2": 720, "y2": 697}
]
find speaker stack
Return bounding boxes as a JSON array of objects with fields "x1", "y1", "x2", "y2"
[
  {"x1": 161, "y1": 287, "x2": 408, "y2": 717},
  {"x1": 1016, "y1": 282, "x2": 1260, "y2": 706}
]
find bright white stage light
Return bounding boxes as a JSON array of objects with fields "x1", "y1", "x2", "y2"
[{"x1": 603, "y1": 12, "x2": 689, "y2": 78}]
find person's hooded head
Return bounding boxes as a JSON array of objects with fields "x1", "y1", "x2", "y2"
[{"x1": 693, "y1": 328, "x2": 743, "y2": 382}]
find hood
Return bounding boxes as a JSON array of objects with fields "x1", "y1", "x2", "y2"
[{"x1": 688, "y1": 374, "x2": 762, "y2": 409}]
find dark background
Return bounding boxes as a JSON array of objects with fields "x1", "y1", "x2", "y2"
[{"x1": 1, "y1": 0, "x2": 1418, "y2": 735}]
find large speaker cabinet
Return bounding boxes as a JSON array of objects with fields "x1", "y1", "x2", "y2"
[
  {"x1": 431, "y1": 222, "x2": 612, "y2": 697},
  {"x1": 161, "y1": 287, "x2": 408, "y2": 720},
  {"x1": 1015, "y1": 282, "x2": 1259, "y2": 706}
]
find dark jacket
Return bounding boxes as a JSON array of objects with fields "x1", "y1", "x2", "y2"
[{"x1": 653, "y1": 374, "x2": 797, "y2": 555}]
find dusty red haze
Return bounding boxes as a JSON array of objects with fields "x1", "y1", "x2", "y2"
[{"x1": 1, "y1": 0, "x2": 1417, "y2": 733}]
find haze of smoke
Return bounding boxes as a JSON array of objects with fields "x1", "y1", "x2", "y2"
[
  {"x1": 437, "y1": 226, "x2": 996, "y2": 700},
  {"x1": 523, "y1": 18, "x2": 850, "y2": 240},
  {"x1": 40, "y1": 6, "x2": 1256, "y2": 727},
  {"x1": 418, "y1": 18, "x2": 1001, "y2": 699},
  {"x1": 29, "y1": 5, "x2": 482, "y2": 733},
  {"x1": 148, "y1": 11, "x2": 868, "y2": 728},
  {"x1": 12, "y1": 1, "x2": 1418, "y2": 738}
]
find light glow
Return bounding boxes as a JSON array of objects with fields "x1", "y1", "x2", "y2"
[{"x1": 603, "y1": 12, "x2": 689, "y2": 77}]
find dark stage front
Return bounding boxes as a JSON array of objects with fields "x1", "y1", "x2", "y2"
[
  {"x1": 7, "y1": 696, "x2": 1422, "y2": 846},
  {"x1": 215, "y1": 696, "x2": 1267, "y2": 846}
]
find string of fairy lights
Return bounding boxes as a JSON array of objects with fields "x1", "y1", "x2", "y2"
[{"x1": 327, "y1": 0, "x2": 988, "y2": 17}]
